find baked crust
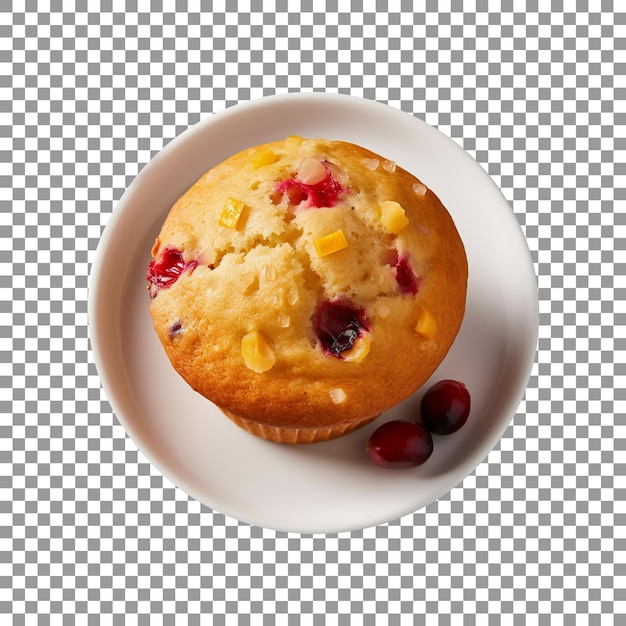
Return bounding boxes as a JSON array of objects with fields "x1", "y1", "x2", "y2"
[{"x1": 147, "y1": 138, "x2": 468, "y2": 440}]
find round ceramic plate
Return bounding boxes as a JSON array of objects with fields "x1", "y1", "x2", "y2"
[{"x1": 88, "y1": 92, "x2": 538, "y2": 534}]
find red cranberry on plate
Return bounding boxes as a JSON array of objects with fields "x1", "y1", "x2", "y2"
[
  {"x1": 420, "y1": 379, "x2": 470, "y2": 435},
  {"x1": 366, "y1": 420, "x2": 434, "y2": 469}
]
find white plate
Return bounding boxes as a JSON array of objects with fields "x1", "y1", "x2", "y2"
[{"x1": 88, "y1": 92, "x2": 538, "y2": 534}]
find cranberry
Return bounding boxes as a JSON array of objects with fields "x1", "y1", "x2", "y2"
[
  {"x1": 168, "y1": 320, "x2": 183, "y2": 339},
  {"x1": 394, "y1": 256, "x2": 420, "y2": 295},
  {"x1": 275, "y1": 163, "x2": 347, "y2": 208},
  {"x1": 146, "y1": 248, "x2": 197, "y2": 298},
  {"x1": 382, "y1": 250, "x2": 420, "y2": 295},
  {"x1": 420, "y1": 380, "x2": 471, "y2": 435},
  {"x1": 367, "y1": 420, "x2": 434, "y2": 468},
  {"x1": 312, "y1": 300, "x2": 369, "y2": 358}
]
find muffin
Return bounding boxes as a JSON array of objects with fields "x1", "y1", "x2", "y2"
[{"x1": 146, "y1": 137, "x2": 468, "y2": 443}]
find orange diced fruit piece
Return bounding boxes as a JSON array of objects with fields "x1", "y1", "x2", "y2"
[
  {"x1": 241, "y1": 330, "x2": 276, "y2": 373},
  {"x1": 379, "y1": 200, "x2": 409, "y2": 234},
  {"x1": 251, "y1": 148, "x2": 277, "y2": 169},
  {"x1": 314, "y1": 229, "x2": 348, "y2": 257},
  {"x1": 415, "y1": 307, "x2": 436, "y2": 339},
  {"x1": 218, "y1": 197, "x2": 245, "y2": 229}
]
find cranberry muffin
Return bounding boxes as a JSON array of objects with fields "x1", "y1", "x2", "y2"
[{"x1": 146, "y1": 137, "x2": 468, "y2": 443}]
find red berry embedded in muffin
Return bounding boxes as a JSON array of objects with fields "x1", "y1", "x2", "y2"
[
  {"x1": 168, "y1": 320, "x2": 183, "y2": 339},
  {"x1": 394, "y1": 256, "x2": 420, "y2": 295},
  {"x1": 275, "y1": 159, "x2": 347, "y2": 208},
  {"x1": 381, "y1": 249, "x2": 420, "y2": 295},
  {"x1": 146, "y1": 248, "x2": 197, "y2": 298},
  {"x1": 312, "y1": 299, "x2": 370, "y2": 359}
]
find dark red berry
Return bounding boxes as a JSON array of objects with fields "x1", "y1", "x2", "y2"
[
  {"x1": 168, "y1": 320, "x2": 183, "y2": 339},
  {"x1": 275, "y1": 163, "x2": 347, "y2": 208},
  {"x1": 420, "y1": 380, "x2": 470, "y2": 435},
  {"x1": 367, "y1": 420, "x2": 434, "y2": 468},
  {"x1": 146, "y1": 248, "x2": 197, "y2": 298},
  {"x1": 394, "y1": 256, "x2": 420, "y2": 295},
  {"x1": 312, "y1": 300, "x2": 369, "y2": 358}
]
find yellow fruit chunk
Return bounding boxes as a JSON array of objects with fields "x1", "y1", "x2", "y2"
[
  {"x1": 342, "y1": 334, "x2": 371, "y2": 363},
  {"x1": 314, "y1": 229, "x2": 348, "y2": 257},
  {"x1": 414, "y1": 307, "x2": 436, "y2": 339},
  {"x1": 241, "y1": 330, "x2": 276, "y2": 373},
  {"x1": 379, "y1": 200, "x2": 409, "y2": 234},
  {"x1": 251, "y1": 148, "x2": 277, "y2": 169},
  {"x1": 218, "y1": 197, "x2": 245, "y2": 229},
  {"x1": 285, "y1": 135, "x2": 304, "y2": 147}
]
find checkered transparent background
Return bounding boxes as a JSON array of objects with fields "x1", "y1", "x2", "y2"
[{"x1": 2, "y1": 2, "x2": 624, "y2": 622}]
